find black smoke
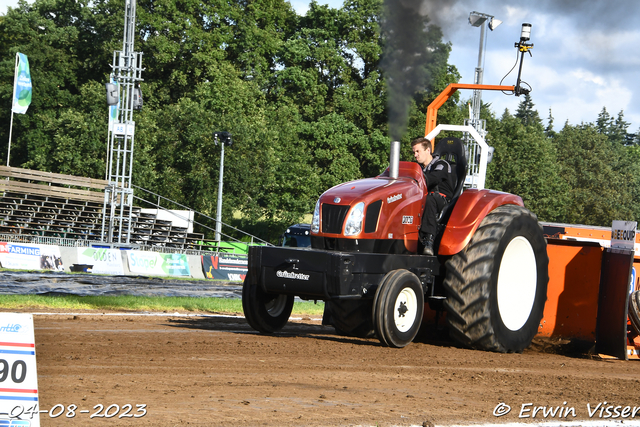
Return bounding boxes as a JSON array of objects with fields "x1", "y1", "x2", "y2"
[{"x1": 380, "y1": 0, "x2": 432, "y2": 141}]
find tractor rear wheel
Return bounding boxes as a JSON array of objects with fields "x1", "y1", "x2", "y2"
[
  {"x1": 242, "y1": 278, "x2": 294, "y2": 333},
  {"x1": 373, "y1": 269, "x2": 424, "y2": 348},
  {"x1": 629, "y1": 290, "x2": 640, "y2": 335},
  {"x1": 443, "y1": 205, "x2": 548, "y2": 353}
]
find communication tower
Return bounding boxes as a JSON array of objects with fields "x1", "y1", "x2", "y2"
[{"x1": 101, "y1": 0, "x2": 143, "y2": 244}]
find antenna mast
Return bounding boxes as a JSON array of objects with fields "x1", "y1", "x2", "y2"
[{"x1": 101, "y1": 0, "x2": 144, "y2": 244}]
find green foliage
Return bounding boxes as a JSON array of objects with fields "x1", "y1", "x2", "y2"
[
  {"x1": 23, "y1": 81, "x2": 107, "y2": 177},
  {"x1": 555, "y1": 123, "x2": 640, "y2": 225},
  {"x1": 2, "y1": 0, "x2": 640, "y2": 242},
  {"x1": 486, "y1": 110, "x2": 568, "y2": 222},
  {"x1": 596, "y1": 107, "x2": 632, "y2": 145},
  {"x1": 514, "y1": 93, "x2": 543, "y2": 128},
  {"x1": 488, "y1": 103, "x2": 640, "y2": 226},
  {"x1": 545, "y1": 108, "x2": 556, "y2": 138}
]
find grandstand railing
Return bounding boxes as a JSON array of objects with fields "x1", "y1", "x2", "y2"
[
  {"x1": 131, "y1": 184, "x2": 273, "y2": 249},
  {"x1": 0, "y1": 166, "x2": 271, "y2": 254}
]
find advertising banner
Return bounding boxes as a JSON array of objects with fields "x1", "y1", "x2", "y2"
[
  {"x1": 76, "y1": 247, "x2": 125, "y2": 275},
  {"x1": 202, "y1": 254, "x2": 248, "y2": 282},
  {"x1": 0, "y1": 243, "x2": 63, "y2": 271},
  {"x1": 0, "y1": 313, "x2": 40, "y2": 426},
  {"x1": 127, "y1": 251, "x2": 190, "y2": 277},
  {"x1": 12, "y1": 53, "x2": 32, "y2": 114},
  {"x1": 611, "y1": 220, "x2": 637, "y2": 251}
]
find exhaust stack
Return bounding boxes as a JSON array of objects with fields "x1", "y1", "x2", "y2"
[{"x1": 389, "y1": 140, "x2": 400, "y2": 179}]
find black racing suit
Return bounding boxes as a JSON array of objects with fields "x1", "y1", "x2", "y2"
[{"x1": 420, "y1": 155, "x2": 455, "y2": 238}]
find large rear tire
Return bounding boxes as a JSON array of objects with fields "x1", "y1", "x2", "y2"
[
  {"x1": 242, "y1": 278, "x2": 294, "y2": 333},
  {"x1": 373, "y1": 269, "x2": 424, "y2": 348},
  {"x1": 443, "y1": 205, "x2": 548, "y2": 353},
  {"x1": 629, "y1": 290, "x2": 640, "y2": 335}
]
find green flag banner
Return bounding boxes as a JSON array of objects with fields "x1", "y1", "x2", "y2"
[{"x1": 12, "y1": 53, "x2": 32, "y2": 114}]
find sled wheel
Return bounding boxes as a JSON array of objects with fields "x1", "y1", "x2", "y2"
[
  {"x1": 629, "y1": 290, "x2": 640, "y2": 335},
  {"x1": 373, "y1": 269, "x2": 424, "y2": 348},
  {"x1": 443, "y1": 205, "x2": 548, "y2": 353},
  {"x1": 324, "y1": 299, "x2": 375, "y2": 338},
  {"x1": 242, "y1": 277, "x2": 294, "y2": 333}
]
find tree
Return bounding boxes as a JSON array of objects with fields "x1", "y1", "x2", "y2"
[
  {"x1": 401, "y1": 64, "x2": 463, "y2": 162},
  {"x1": 555, "y1": 123, "x2": 640, "y2": 226},
  {"x1": 0, "y1": 0, "x2": 116, "y2": 175},
  {"x1": 613, "y1": 110, "x2": 632, "y2": 145},
  {"x1": 0, "y1": 0, "x2": 465, "y2": 242},
  {"x1": 596, "y1": 107, "x2": 612, "y2": 134},
  {"x1": 514, "y1": 93, "x2": 542, "y2": 128},
  {"x1": 545, "y1": 108, "x2": 555, "y2": 138},
  {"x1": 485, "y1": 110, "x2": 568, "y2": 222}
]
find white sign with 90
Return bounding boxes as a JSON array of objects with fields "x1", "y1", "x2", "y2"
[{"x1": 0, "y1": 313, "x2": 39, "y2": 426}]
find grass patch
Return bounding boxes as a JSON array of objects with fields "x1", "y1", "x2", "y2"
[{"x1": 0, "y1": 294, "x2": 325, "y2": 316}]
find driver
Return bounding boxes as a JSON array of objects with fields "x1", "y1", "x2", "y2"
[{"x1": 411, "y1": 137, "x2": 455, "y2": 255}]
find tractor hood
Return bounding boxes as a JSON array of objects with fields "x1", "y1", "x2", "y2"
[
  {"x1": 311, "y1": 162, "x2": 426, "y2": 239},
  {"x1": 320, "y1": 177, "x2": 395, "y2": 206}
]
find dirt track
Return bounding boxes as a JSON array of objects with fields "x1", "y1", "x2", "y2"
[{"x1": 21, "y1": 311, "x2": 640, "y2": 426}]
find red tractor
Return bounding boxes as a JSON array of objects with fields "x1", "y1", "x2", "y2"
[{"x1": 243, "y1": 32, "x2": 548, "y2": 353}]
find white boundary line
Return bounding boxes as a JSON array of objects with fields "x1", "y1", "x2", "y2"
[
  {"x1": 28, "y1": 312, "x2": 313, "y2": 321},
  {"x1": 438, "y1": 422, "x2": 640, "y2": 427}
]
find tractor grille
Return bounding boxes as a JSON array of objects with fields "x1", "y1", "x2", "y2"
[
  {"x1": 321, "y1": 204, "x2": 349, "y2": 234},
  {"x1": 364, "y1": 200, "x2": 382, "y2": 233}
]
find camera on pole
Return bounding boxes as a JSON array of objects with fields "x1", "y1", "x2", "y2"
[{"x1": 214, "y1": 131, "x2": 233, "y2": 147}]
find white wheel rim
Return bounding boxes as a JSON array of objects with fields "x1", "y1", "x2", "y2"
[
  {"x1": 496, "y1": 236, "x2": 537, "y2": 331},
  {"x1": 393, "y1": 287, "x2": 418, "y2": 333},
  {"x1": 265, "y1": 295, "x2": 287, "y2": 317}
]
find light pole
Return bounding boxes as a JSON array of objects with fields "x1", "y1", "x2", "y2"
[
  {"x1": 214, "y1": 131, "x2": 232, "y2": 242},
  {"x1": 468, "y1": 11, "x2": 501, "y2": 134}
]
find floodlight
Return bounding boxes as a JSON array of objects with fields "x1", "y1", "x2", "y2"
[
  {"x1": 468, "y1": 11, "x2": 501, "y2": 128},
  {"x1": 489, "y1": 18, "x2": 502, "y2": 31},
  {"x1": 214, "y1": 131, "x2": 233, "y2": 146},
  {"x1": 469, "y1": 12, "x2": 488, "y2": 27},
  {"x1": 132, "y1": 85, "x2": 143, "y2": 110},
  {"x1": 105, "y1": 83, "x2": 119, "y2": 106},
  {"x1": 520, "y1": 23, "x2": 532, "y2": 42}
]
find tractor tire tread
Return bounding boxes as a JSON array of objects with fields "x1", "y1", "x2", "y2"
[
  {"x1": 373, "y1": 270, "x2": 424, "y2": 348},
  {"x1": 327, "y1": 299, "x2": 376, "y2": 338},
  {"x1": 443, "y1": 204, "x2": 548, "y2": 353},
  {"x1": 242, "y1": 278, "x2": 294, "y2": 334},
  {"x1": 629, "y1": 290, "x2": 640, "y2": 335}
]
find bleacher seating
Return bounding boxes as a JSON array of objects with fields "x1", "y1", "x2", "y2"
[{"x1": 0, "y1": 166, "x2": 208, "y2": 250}]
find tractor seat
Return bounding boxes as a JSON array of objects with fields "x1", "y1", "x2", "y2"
[{"x1": 433, "y1": 136, "x2": 467, "y2": 224}]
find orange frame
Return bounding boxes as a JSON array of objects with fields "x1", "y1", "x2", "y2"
[{"x1": 424, "y1": 83, "x2": 515, "y2": 149}]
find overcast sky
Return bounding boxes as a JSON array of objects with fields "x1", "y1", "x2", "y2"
[
  {"x1": 296, "y1": 0, "x2": 640, "y2": 133},
  {"x1": 3, "y1": 0, "x2": 639, "y2": 132}
]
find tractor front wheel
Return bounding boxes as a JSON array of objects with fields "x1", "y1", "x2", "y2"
[
  {"x1": 443, "y1": 205, "x2": 548, "y2": 353},
  {"x1": 373, "y1": 269, "x2": 424, "y2": 348},
  {"x1": 242, "y1": 278, "x2": 294, "y2": 333}
]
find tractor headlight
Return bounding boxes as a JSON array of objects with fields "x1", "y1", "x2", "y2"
[
  {"x1": 344, "y1": 202, "x2": 365, "y2": 236},
  {"x1": 311, "y1": 199, "x2": 320, "y2": 233}
]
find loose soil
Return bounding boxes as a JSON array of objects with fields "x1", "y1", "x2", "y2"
[{"x1": 20, "y1": 310, "x2": 640, "y2": 426}]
